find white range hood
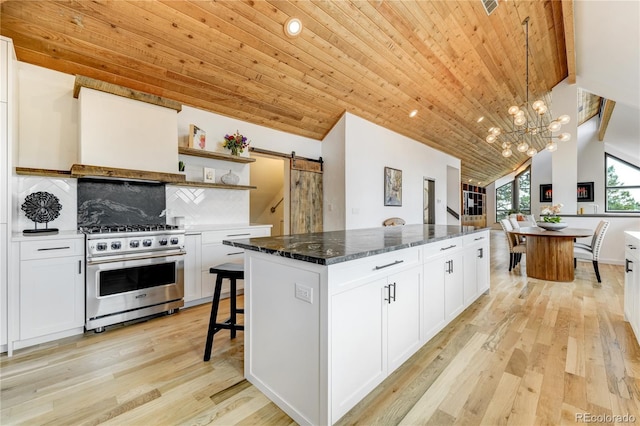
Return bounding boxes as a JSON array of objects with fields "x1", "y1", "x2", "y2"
[{"x1": 78, "y1": 86, "x2": 179, "y2": 175}]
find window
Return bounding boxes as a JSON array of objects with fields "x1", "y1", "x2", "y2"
[
  {"x1": 495, "y1": 167, "x2": 531, "y2": 222},
  {"x1": 606, "y1": 154, "x2": 640, "y2": 212},
  {"x1": 516, "y1": 169, "x2": 531, "y2": 214},
  {"x1": 496, "y1": 182, "x2": 513, "y2": 222}
]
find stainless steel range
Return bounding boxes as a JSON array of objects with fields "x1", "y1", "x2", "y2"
[{"x1": 82, "y1": 224, "x2": 186, "y2": 332}]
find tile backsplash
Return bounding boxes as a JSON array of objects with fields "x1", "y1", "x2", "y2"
[
  {"x1": 15, "y1": 177, "x2": 78, "y2": 232},
  {"x1": 12, "y1": 176, "x2": 249, "y2": 232}
]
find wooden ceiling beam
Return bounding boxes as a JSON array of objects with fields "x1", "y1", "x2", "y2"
[
  {"x1": 561, "y1": 0, "x2": 576, "y2": 84},
  {"x1": 598, "y1": 99, "x2": 616, "y2": 141}
]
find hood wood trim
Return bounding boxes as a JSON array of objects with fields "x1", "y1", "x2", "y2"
[{"x1": 73, "y1": 75, "x2": 182, "y2": 112}]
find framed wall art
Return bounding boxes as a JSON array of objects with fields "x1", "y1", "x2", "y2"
[
  {"x1": 540, "y1": 184, "x2": 552, "y2": 202},
  {"x1": 577, "y1": 182, "x2": 594, "y2": 202},
  {"x1": 188, "y1": 124, "x2": 206, "y2": 150},
  {"x1": 203, "y1": 167, "x2": 215, "y2": 183},
  {"x1": 384, "y1": 167, "x2": 402, "y2": 206}
]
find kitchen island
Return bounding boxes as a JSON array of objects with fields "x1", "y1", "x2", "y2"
[{"x1": 224, "y1": 224, "x2": 490, "y2": 425}]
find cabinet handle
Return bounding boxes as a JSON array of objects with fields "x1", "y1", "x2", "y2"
[
  {"x1": 226, "y1": 233, "x2": 251, "y2": 237},
  {"x1": 78, "y1": 260, "x2": 82, "y2": 274},
  {"x1": 626, "y1": 259, "x2": 633, "y2": 273},
  {"x1": 227, "y1": 252, "x2": 244, "y2": 256},
  {"x1": 474, "y1": 236, "x2": 485, "y2": 241},
  {"x1": 374, "y1": 260, "x2": 404, "y2": 270},
  {"x1": 440, "y1": 245, "x2": 457, "y2": 251},
  {"x1": 478, "y1": 248, "x2": 483, "y2": 259},
  {"x1": 445, "y1": 259, "x2": 453, "y2": 274},
  {"x1": 628, "y1": 245, "x2": 637, "y2": 250},
  {"x1": 384, "y1": 284, "x2": 392, "y2": 304},
  {"x1": 37, "y1": 246, "x2": 70, "y2": 251},
  {"x1": 391, "y1": 282, "x2": 396, "y2": 302}
]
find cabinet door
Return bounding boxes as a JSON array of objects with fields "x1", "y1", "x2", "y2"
[
  {"x1": 476, "y1": 240, "x2": 490, "y2": 295},
  {"x1": 184, "y1": 234, "x2": 202, "y2": 302},
  {"x1": 201, "y1": 243, "x2": 245, "y2": 298},
  {"x1": 331, "y1": 277, "x2": 386, "y2": 422},
  {"x1": 387, "y1": 266, "x2": 421, "y2": 371},
  {"x1": 444, "y1": 252, "x2": 464, "y2": 322},
  {"x1": 463, "y1": 241, "x2": 489, "y2": 306},
  {"x1": 423, "y1": 256, "x2": 446, "y2": 342},
  {"x1": 20, "y1": 256, "x2": 84, "y2": 340},
  {"x1": 0, "y1": 224, "x2": 6, "y2": 347}
]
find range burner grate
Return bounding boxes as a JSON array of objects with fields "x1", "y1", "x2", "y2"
[{"x1": 79, "y1": 224, "x2": 180, "y2": 234}]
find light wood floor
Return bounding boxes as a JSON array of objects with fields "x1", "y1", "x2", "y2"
[{"x1": 2, "y1": 230, "x2": 638, "y2": 425}]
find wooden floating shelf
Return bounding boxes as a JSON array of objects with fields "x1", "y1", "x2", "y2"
[
  {"x1": 16, "y1": 167, "x2": 72, "y2": 178},
  {"x1": 170, "y1": 181, "x2": 256, "y2": 190},
  {"x1": 178, "y1": 147, "x2": 255, "y2": 163},
  {"x1": 70, "y1": 164, "x2": 187, "y2": 183}
]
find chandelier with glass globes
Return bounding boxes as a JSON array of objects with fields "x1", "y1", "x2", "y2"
[{"x1": 485, "y1": 17, "x2": 571, "y2": 158}]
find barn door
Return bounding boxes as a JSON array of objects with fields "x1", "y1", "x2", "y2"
[{"x1": 290, "y1": 157, "x2": 323, "y2": 234}]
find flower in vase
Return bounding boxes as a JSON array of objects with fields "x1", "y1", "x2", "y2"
[
  {"x1": 223, "y1": 130, "x2": 250, "y2": 156},
  {"x1": 540, "y1": 203, "x2": 563, "y2": 222}
]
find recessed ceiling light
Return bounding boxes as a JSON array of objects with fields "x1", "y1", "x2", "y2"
[
  {"x1": 409, "y1": 109, "x2": 418, "y2": 118},
  {"x1": 477, "y1": 116, "x2": 485, "y2": 123},
  {"x1": 284, "y1": 17, "x2": 302, "y2": 38}
]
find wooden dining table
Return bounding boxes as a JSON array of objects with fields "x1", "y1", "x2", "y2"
[{"x1": 509, "y1": 226, "x2": 593, "y2": 282}]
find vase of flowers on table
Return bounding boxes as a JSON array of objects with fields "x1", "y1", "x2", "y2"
[
  {"x1": 223, "y1": 130, "x2": 250, "y2": 156},
  {"x1": 537, "y1": 203, "x2": 567, "y2": 230}
]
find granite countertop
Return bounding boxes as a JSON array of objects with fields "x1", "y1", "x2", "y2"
[{"x1": 223, "y1": 224, "x2": 488, "y2": 265}]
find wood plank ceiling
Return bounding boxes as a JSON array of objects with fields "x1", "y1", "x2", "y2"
[{"x1": 0, "y1": 0, "x2": 572, "y2": 186}]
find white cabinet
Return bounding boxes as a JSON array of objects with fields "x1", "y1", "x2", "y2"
[
  {"x1": 424, "y1": 238, "x2": 464, "y2": 327},
  {"x1": 330, "y1": 263, "x2": 421, "y2": 419},
  {"x1": 184, "y1": 233, "x2": 202, "y2": 302},
  {"x1": 184, "y1": 225, "x2": 271, "y2": 306},
  {"x1": 1, "y1": 36, "x2": 16, "y2": 353},
  {"x1": 14, "y1": 235, "x2": 85, "y2": 346},
  {"x1": 386, "y1": 266, "x2": 422, "y2": 371},
  {"x1": 331, "y1": 276, "x2": 386, "y2": 419},
  {"x1": 624, "y1": 232, "x2": 640, "y2": 345},
  {"x1": 463, "y1": 231, "x2": 490, "y2": 306}
]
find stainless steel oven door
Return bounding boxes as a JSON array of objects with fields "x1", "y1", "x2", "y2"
[{"x1": 86, "y1": 252, "x2": 185, "y2": 330}]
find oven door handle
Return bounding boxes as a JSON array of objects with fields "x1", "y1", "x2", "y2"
[{"x1": 87, "y1": 251, "x2": 186, "y2": 265}]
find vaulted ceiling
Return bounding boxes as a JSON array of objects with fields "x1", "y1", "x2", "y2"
[{"x1": 0, "y1": 0, "x2": 574, "y2": 185}]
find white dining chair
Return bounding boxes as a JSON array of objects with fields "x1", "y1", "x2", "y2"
[
  {"x1": 573, "y1": 220, "x2": 610, "y2": 283},
  {"x1": 500, "y1": 219, "x2": 526, "y2": 271}
]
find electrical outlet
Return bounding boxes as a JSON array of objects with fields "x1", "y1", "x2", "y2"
[{"x1": 295, "y1": 283, "x2": 313, "y2": 303}]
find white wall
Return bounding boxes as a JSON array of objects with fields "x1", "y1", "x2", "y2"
[
  {"x1": 335, "y1": 113, "x2": 459, "y2": 230},
  {"x1": 17, "y1": 63, "x2": 77, "y2": 170},
  {"x1": 321, "y1": 115, "x2": 346, "y2": 232}
]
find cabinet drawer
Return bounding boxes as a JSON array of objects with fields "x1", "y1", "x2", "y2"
[
  {"x1": 422, "y1": 237, "x2": 463, "y2": 259},
  {"x1": 201, "y1": 243, "x2": 245, "y2": 271},
  {"x1": 202, "y1": 227, "x2": 270, "y2": 244},
  {"x1": 329, "y1": 247, "x2": 420, "y2": 291},
  {"x1": 463, "y1": 231, "x2": 489, "y2": 246},
  {"x1": 20, "y1": 238, "x2": 84, "y2": 260}
]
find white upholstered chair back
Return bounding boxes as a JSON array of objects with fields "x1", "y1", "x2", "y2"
[{"x1": 590, "y1": 220, "x2": 610, "y2": 261}]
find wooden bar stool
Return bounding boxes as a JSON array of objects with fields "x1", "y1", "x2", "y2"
[{"x1": 203, "y1": 262, "x2": 245, "y2": 361}]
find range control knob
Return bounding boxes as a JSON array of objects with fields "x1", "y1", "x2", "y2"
[
  {"x1": 143, "y1": 239, "x2": 153, "y2": 247},
  {"x1": 130, "y1": 240, "x2": 140, "y2": 248},
  {"x1": 170, "y1": 237, "x2": 179, "y2": 245},
  {"x1": 111, "y1": 241, "x2": 121, "y2": 250},
  {"x1": 159, "y1": 238, "x2": 168, "y2": 246},
  {"x1": 96, "y1": 243, "x2": 107, "y2": 251}
]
